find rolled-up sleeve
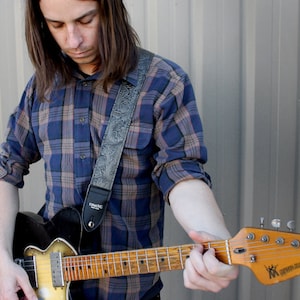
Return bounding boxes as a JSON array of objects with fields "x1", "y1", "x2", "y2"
[
  {"x1": 151, "y1": 61, "x2": 211, "y2": 199},
  {"x1": 0, "y1": 78, "x2": 40, "y2": 187}
]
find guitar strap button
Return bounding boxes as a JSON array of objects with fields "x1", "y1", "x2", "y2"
[{"x1": 88, "y1": 220, "x2": 95, "y2": 229}]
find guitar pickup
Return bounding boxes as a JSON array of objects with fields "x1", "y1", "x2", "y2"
[
  {"x1": 50, "y1": 252, "x2": 65, "y2": 287},
  {"x1": 15, "y1": 256, "x2": 38, "y2": 289}
]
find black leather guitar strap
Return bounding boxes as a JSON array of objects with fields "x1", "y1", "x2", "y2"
[{"x1": 82, "y1": 49, "x2": 154, "y2": 232}]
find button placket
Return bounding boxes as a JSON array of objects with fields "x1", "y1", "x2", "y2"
[{"x1": 74, "y1": 80, "x2": 93, "y2": 189}]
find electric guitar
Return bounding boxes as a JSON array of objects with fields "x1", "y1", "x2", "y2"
[{"x1": 13, "y1": 207, "x2": 300, "y2": 300}]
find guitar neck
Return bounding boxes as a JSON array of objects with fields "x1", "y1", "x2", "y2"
[
  {"x1": 63, "y1": 242, "x2": 230, "y2": 281},
  {"x1": 18, "y1": 208, "x2": 300, "y2": 290}
]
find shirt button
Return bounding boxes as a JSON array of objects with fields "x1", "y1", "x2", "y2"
[
  {"x1": 79, "y1": 117, "x2": 85, "y2": 124},
  {"x1": 80, "y1": 154, "x2": 86, "y2": 160},
  {"x1": 82, "y1": 82, "x2": 89, "y2": 87}
]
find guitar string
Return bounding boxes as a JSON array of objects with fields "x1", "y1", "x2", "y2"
[
  {"x1": 20, "y1": 239, "x2": 300, "y2": 265},
  {"x1": 18, "y1": 239, "x2": 300, "y2": 277}
]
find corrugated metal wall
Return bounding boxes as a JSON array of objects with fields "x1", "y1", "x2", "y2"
[{"x1": 0, "y1": 1, "x2": 299, "y2": 299}]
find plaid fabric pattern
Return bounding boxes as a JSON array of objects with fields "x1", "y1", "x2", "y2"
[{"x1": 0, "y1": 51, "x2": 210, "y2": 299}]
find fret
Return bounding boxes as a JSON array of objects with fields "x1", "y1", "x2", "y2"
[
  {"x1": 77, "y1": 256, "x2": 83, "y2": 279},
  {"x1": 179, "y1": 246, "x2": 184, "y2": 269},
  {"x1": 63, "y1": 256, "x2": 71, "y2": 281},
  {"x1": 137, "y1": 249, "x2": 150, "y2": 274},
  {"x1": 133, "y1": 249, "x2": 152, "y2": 273},
  {"x1": 166, "y1": 247, "x2": 171, "y2": 270},
  {"x1": 90, "y1": 255, "x2": 95, "y2": 278},
  {"x1": 100, "y1": 254, "x2": 105, "y2": 278},
  {"x1": 144, "y1": 249, "x2": 158, "y2": 273},
  {"x1": 89, "y1": 255, "x2": 96, "y2": 279},
  {"x1": 119, "y1": 252, "x2": 125, "y2": 275},
  {"x1": 126, "y1": 250, "x2": 141, "y2": 274},
  {"x1": 80, "y1": 256, "x2": 88, "y2": 278},
  {"x1": 94, "y1": 255, "x2": 100, "y2": 278},
  {"x1": 70, "y1": 257, "x2": 76, "y2": 280},
  {"x1": 108, "y1": 254, "x2": 112, "y2": 276},
  {"x1": 157, "y1": 248, "x2": 166, "y2": 272},
  {"x1": 156, "y1": 247, "x2": 169, "y2": 272},
  {"x1": 127, "y1": 251, "x2": 132, "y2": 275},
  {"x1": 112, "y1": 252, "x2": 117, "y2": 275},
  {"x1": 120, "y1": 251, "x2": 130, "y2": 275},
  {"x1": 155, "y1": 249, "x2": 160, "y2": 271},
  {"x1": 136, "y1": 250, "x2": 141, "y2": 273},
  {"x1": 74, "y1": 258, "x2": 79, "y2": 279},
  {"x1": 145, "y1": 249, "x2": 150, "y2": 272},
  {"x1": 105, "y1": 254, "x2": 111, "y2": 277}
]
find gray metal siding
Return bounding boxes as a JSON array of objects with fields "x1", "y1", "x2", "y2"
[{"x1": 0, "y1": 1, "x2": 299, "y2": 299}]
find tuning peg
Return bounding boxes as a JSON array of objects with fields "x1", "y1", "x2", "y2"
[
  {"x1": 271, "y1": 218, "x2": 281, "y2": 230},
  {"x1": 287, "y1": 220, "x2": 296, "y2": 232},
  {"x1": 260, "y1": 217, "x2": 265, "y2": 228}
]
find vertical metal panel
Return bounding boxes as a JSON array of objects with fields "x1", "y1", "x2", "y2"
[
  {"x1": 0, "y1": 1, "x2": 32, "y2": 130},
  {"x1": 240, "y1": 1, "x2": 300, "y2": 300},
  {"x1": 0, "y1": 1, "x2": 40, "y2": 212},
  {"x1": 0, "y1": 1, "x2": 299, "y2": 299},
  {"x1": 126, "y1": 1, "x2": 242, "y2": 299}
]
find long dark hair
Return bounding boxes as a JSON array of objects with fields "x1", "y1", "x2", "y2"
[{"x1": 25, "y1": 0, "x2": 140, "y2": 100}]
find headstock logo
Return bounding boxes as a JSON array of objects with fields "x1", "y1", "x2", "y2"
[
  {"x1": 279, "y1": 262, "x2": 300, "y2": 277},
  {"x1": 265, "y1": 264, "x2": 279, "y2": 279}
]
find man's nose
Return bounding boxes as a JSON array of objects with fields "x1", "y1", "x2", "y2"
[{"x1": 66, "y1": 25, "x2": 83, "y2": 49}]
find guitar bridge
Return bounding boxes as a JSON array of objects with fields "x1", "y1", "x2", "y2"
[{"x1": 15, "y1": 256, "x2": 38, "y2": 289}]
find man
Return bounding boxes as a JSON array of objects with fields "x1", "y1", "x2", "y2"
[{"x1": 0, "y1": 0, "x2": 238, "y2": 299}]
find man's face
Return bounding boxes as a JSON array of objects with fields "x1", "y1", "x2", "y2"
[{"x1": 40, "y1": 0, "x2": 100, "y2": 75}]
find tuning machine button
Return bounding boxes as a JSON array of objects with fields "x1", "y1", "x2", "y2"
[
  {"x1": 287, "y1": 220, "x2": 296, "y2": 232},
  {"x1": 271, "y1": 219, "x2": 281, "y2": 230},
  {"x1": 260, "y1": 217, "x2": 265, "y2": 228}
]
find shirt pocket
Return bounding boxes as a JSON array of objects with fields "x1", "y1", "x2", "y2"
[{"x1": 124, "y1": 124, "x2": 154, "y2": 152}]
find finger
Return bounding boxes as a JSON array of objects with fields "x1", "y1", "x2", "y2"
[
  {"x1": 188, "y1": 234, "x2": 239, "y2": 281},
  {"x1": 187, "y1": 247, "x2": 218, "y2": 281},
  {"x1": 202, "y1": 249, "x2": 238, "y2": 279},
  {"x1": 184, "y1": 256, "x2": 226, "y2": 292},
  {"x1": 184, "y1": 248, "x2": 238, "y2": 292},
  {"x1": 15, "y1": 268, "x2": 38, "y2": 300}
]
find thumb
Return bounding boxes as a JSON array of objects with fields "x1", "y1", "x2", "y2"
[{"x1": 188, "y1": 230, "x2": 218, "y2": 244}]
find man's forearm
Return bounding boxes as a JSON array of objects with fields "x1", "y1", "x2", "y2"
[
  {"x1": 169, "y1": 179, "x2": 231, "y2": 240},
  {"x1": 0, "y1": 180, "x2": 19, "y2": 257}
]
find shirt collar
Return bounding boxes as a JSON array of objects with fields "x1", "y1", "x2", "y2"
[
  {"x1": 72, "y1": 67, "x2": 138, "y2": 87},
  {"x1": 123, "y1": 66, "x2": 139, "y2": 86}
]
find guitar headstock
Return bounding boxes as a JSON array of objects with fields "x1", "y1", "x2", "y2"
[{"x1": 229, "y1": 227, "x2": 300, "y2": 285}]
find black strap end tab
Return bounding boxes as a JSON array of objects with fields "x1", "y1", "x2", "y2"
[{"x1": 82, "y1": 185, "x2": 110, "y2": 232}]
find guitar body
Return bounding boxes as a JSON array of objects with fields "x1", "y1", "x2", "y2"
[
  {"x1": 24, "y1": 238, "x2": 76, "y2": 300},
  {"x1": 13, "y1": 206, "x2": 82, "y2": 258},
  {"x1": 13, "y1": 207, "x2": 89, "y2": 300}
]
